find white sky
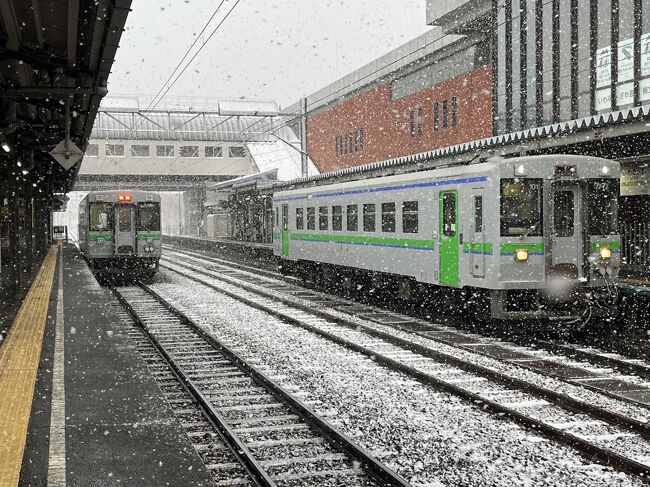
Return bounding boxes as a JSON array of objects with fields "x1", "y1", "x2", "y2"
[{"x1": 106, "y1": 0, "x2": 432, "y2": 108}]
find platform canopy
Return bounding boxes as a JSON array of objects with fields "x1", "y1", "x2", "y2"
[{"x1": 0, "y1": 0, "x2": 132, "y2": 195}]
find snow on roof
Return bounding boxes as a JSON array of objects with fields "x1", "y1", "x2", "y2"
[
  {"x1": 273, "y1": 104, "x2": 650, "y2": 189},
  {"x1": 246, "y1": 126, "x2": 319, "y2": 181}
]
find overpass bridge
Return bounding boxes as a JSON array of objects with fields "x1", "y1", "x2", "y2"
[{"x1": 73, "y1": 100, "x2": 317, "y2": 235}]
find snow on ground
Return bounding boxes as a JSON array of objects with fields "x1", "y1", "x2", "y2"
[{"x1": 149, "y1": 270, "x2": 642, "y2": 486}]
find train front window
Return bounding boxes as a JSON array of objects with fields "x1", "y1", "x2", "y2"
[
  {"x1": 588, "y1": 179, "x2": 618, "y2": 235},
  {"x1": 137, "y1": 203, "x2": 160, "y2": 232},
  {"x1": 89, "y1": 202, "x2": 112, "y2": 231},
  {"x1": 500, "y1": 179, "x2": 543, "y2": 237},
  {"x1": 118, "y1": 205, "x2": 132, "y2": 232},
  {"x1": 553, "y1": 191, "x2": 574, "y2": 237}
]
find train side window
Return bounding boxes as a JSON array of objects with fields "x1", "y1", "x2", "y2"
[
  {"x1": 474, "y1": 196, "x2": 483, "y2": 232},
  {"x1": 319, "y1": 206, "x2": 328, "y2": 230},
  {"x1": 442, "y1": 193, "x2": 456, "y2": 236},
  {"x1": 553, "y1": 191, "x2": 574, "y2": 237},
  {"x1": 382, "y1": 202, "x2": 396, "y2": 232},
  {"x1": 402, "y1": 201, "x2": 418, "y2": 233},
  {"x1": 296, "y1": 208, "x2": 304, "y2": 230},
  {"x1": 307, "y1": 207, "x2": 315, "y2": 230},
  {"x1": 363, "y1": 204, "x2": 376, "y2": 232},
  {"x1": 347, "y1": 205, "x2": 358, "y2": 231},
  {"x1": 332, "y1": 206, "x2": 342, "y2": 231}
]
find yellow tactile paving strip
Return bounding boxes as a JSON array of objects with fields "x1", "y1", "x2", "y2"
[{"x1": 0, "y1": 245, "x2": 59, "y2": 487}]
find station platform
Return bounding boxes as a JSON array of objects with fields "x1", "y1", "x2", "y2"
[
  {"x1": 0, "y1": 243, "x2": 213, "y2": 486},
  {"x1": 163, "y1": 234, "x2": 274, "y2": 263}
]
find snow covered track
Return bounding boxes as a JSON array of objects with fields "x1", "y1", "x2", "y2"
[
  {"x1": 160, "y1": 254, "x2": 650, "y2": 482},
  {"x1": 166, "y1": 247, "x2": 650, "y2": 409},
  {"x1": 112, "y1": 284, "x2": 410, "y2": 487}
]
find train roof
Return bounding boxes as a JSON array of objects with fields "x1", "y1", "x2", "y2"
[
  {"x1": 82, "y1": 190, "x2": 161, "y2": 203},
  {"x1": 273, "y1": 155, "x2": 619, "y2": 198}
]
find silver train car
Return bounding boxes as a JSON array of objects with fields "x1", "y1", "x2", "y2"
[
  {"x1": 78, "y1": 190, "x2": 162, "y2": 277},
  {"x1": 272, "y1": 155, "x2": 620, "y2": 323}
]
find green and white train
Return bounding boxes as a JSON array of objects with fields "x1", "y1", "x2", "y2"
[
  {"x1": 272, "y1": 155, "x2": 620, "y2": 323},
  {"x1": 78, "y1": 190, "x2": 162, "y2": 277}
]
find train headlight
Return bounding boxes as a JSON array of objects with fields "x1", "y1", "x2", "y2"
[
  {"x1": 599, "y1": 247, "x2": 612, "y2": 259},
  {"x1": 515, "y1": 249, "x2": 529, "y2": 262},
  {"x1": 601, "y1": 165, "x2": 610, "y2": 175}
]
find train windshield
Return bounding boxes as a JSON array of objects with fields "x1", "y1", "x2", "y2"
[
  {"x1": 137, "y1": 202, "x2": 161, "y2": 232},
  {"x1": 89, "y1": 202, "x2": 112, "y2": 231},
  {"x1": 588, "y1": 179, "x2": 618, "y2": 235},
  {"x1": 500, "y1": 179, "x2": 543, "y2": 237}
]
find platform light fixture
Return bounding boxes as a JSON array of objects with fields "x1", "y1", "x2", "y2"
[{"x1": 1, "y1": 141, "x2": 11, "y2": 152}]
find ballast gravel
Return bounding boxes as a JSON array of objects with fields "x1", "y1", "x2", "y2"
[{"x1": 150, "y1": 270, "x2": 642, "y2": 486}]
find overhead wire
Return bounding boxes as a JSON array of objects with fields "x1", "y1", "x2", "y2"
[{"x1": 132, "y1": 0, "x2": 243, "y2": 131}]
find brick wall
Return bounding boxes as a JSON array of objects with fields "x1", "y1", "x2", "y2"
[{"x1": 307, "y1": 65, "x2": 493, "y2": 173}]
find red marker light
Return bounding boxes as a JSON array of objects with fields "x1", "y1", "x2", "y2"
[{"x1": 118, "y1": 194, "x2": 132, "y2": 202}]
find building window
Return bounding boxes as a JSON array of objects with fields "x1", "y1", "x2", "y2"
[
  {"x1": 410, "y1": 110, "x2": 416, "y2": 136},
  {"x1": 130, "y1": 144, "x2": 150, "y2": 157},
  {"x1": 229, "y1": 146, "x2": 246, "y2": 158},
  {"x1": 409, "y1": 109, "x2": 423, "y2": 137},
  {"x1": 180, "y1": 145, "x2": 199, "y2": 157},
  {"x1": 85, "y1": 143, "x2": 99, "y2": 157},
  {"x1": 156, "y1": 145, "x2": 174, "y2": 157},
  {"x1": 335, "y1": 137, "x2": 340, "y2": 156},
  {"x1": 307, "y1": 207, "x2": 315, "y2": 230},
  {"x1": 319, "y1": 206, "x2": 328, "y2": 230},
  {"x1": 363, "y1": 204, "x2": 376, "y2": 232},
  {"x1": 347, "y1": 204, "x2": 358, "y2": 231},
  {"x1": 381, "y1": 202, "x2": 396, "y2": 232},
  {"x1": 442, "y1": 100, "x2": 448, "y2": 129},
  {"x1": 402, "y1": 201, "x2": 418, "y2": 233},
  {"x1": 451, "y1": 97, "x2": 458, "y2": 128},
  {"x1": 433, "y1": 102, "x2": 440, "y2": 130},
  {"x1": 358, "y1": 128, "x2": 364, "y2": 150},
  {"x1": 296, "y1": 208, "x2": 304, "y2": 230},
  {"x1": 105, "y1": 144, "x2": 125, "y2": 157},
  {"x1": 332, "y1": 205, "x2": 342, "y2": 231},
  {"x1": 205, "y1": 146, "x2": 223, "y2": 158}
]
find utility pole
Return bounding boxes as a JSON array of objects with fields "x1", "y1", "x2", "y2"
[{"x1": 300, "y1": 97, "x2": 308, "y2": 178}]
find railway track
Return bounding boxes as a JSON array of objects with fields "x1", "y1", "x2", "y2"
[
  {"x1": 165, "y1": 246, "x2": 650, "y2": 408},
  {"x1": 112, "y1": 284, "x2": 410, "y2": 487},
  {"x1": 159, "y1": 250, "x2": 650, "y2": 482}
]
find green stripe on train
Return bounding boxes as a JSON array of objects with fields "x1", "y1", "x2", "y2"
[
  {"x1": 462, "y1": 242, "x2": 494, "y2": 254},
  {"x1": 589, "y1": 240, "x2": 620, "y2": 251},
  {"x1": 88, "y1": 232, "x2": 112, "y2": 241},
  {"x1": 137, "y1": 232, "x2": 161, "y2": 239},
  {"x1": 499, "y1": 243, "x2": 545, "y2": 254},
  {"x1": 289, "y1": 232, "x2": 435, "y2": 249}
]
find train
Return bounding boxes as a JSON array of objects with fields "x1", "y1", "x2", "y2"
[
  {"x1": 78, "y1": 190, "x2": 162, "y2": 278},
  {"x1": 272, "y1": 155, "x2": 620, "y2": 324}
]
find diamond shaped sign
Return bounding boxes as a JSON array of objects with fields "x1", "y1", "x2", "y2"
[{"x1": 50, "y1": 139, "x2": 84, "y2": 171}]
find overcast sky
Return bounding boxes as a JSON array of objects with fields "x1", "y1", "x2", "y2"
[{"x1": 106, "y1": 0, "x2": 431, "y2": 108}]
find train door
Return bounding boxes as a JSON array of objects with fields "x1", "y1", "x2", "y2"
[
  {"x1": 470, "y1": 191, "x2": 485, "y2": 278},
  {"x1": 115, "y1": 204, "x2": 136, "y2": 255},
  {"x1": 549, "y1": 183, "x2": 585, "y2": 279},
  {"x1": 281, "y1": 204, "x2": 289, "y2": 258},
  {"x1": 439, "y1": 191, "x2": 459, "y2": 286}
]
